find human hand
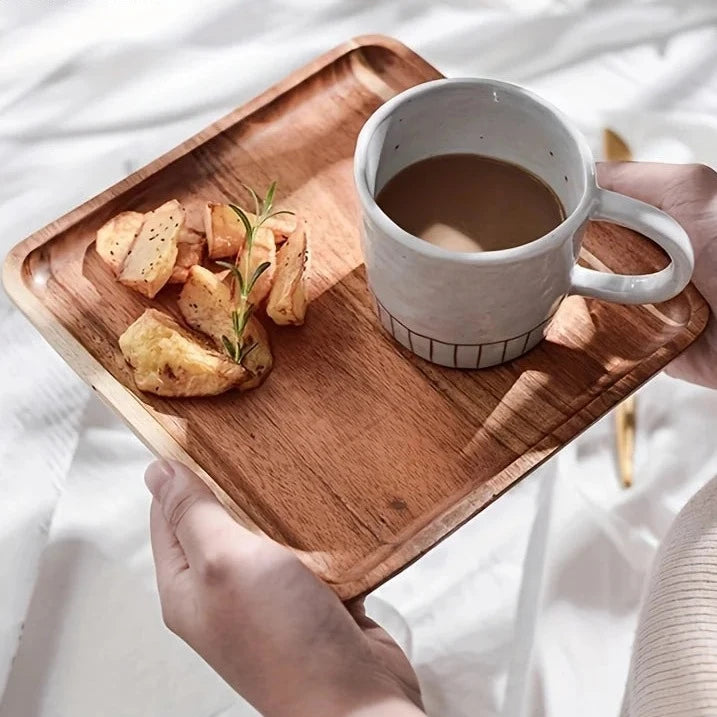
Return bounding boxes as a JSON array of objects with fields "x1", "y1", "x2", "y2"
[
  {"x1": 144, "y1": 460, "x2": 423, "y2": 717},
  {"x1": 597, "y1": 162, "x2": 717, "y2": 388}
]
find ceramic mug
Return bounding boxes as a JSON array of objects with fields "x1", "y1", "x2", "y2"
[{"x1": 353, "y1": 78, "x2": 694, "y2": 369}]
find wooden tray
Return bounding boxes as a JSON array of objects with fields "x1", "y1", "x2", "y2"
[{"x1": 3, "y1": 36, "x2": 708, "y2": 599}]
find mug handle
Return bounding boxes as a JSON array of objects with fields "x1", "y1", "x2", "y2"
[{"x1": 570, "y1": 188, "x2": 694, "y2": 304}]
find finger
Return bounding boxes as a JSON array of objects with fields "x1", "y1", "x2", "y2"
[
  {"x1": 347, "y1": 598, "x2": 375, "y2": 629},
  {"x1": 347, "y1": 598, "x2": 400, "y2": 644},
  {"x1": 145, "y1": 459, "x2": 259, "y2": 571},
  {"x1": 596, "y1": 161, "x2": 686, "y2": 208},
  {"x1": 347, "y1": 599, "x2": 424, "y2": 709},
  {"x1": 346, "y1": 597, "x2": 366, "y2": 619},
  {"x1": 666, "y1": 329, "x2": 717, "y2": 389},
  {"x1": 149, "y1": 496, "x2": 188, "y2": 596}
]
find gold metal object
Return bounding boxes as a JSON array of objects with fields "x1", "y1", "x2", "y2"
[
  {"x1": 603, "y1": 128, "x2": 632, "y2": 162},
  {"x1": 603, "y1": 128, "x2": 636, "y2": 488},
  {"x1": 615, "y1": 395, "x2": 636, "y2": 488}
]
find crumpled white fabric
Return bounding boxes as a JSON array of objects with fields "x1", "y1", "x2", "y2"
[{"x1": 1, "y1": 1, "x2": 717, "y2": 716}]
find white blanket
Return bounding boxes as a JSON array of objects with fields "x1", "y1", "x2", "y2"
[{"x1": 2, "y1": 1, "x2": 717, "y2": 715}]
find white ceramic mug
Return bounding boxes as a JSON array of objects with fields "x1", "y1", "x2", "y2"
[{"x1": 353, "y1": 79, "x2": 694, "y2": 369}]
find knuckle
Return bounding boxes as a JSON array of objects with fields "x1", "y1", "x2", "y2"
[
  {"x1": 197, "y1": 549, "x2": 233, "y2": 585},
  {"x1": 686, "y1": 163, "x2": 717, "y2": 185},
  {"x1": 162, "y1": 485, "x2": 200, "y2": 532},
  {"x1": 160, "y1": 600, "x2": 181, "y2": 634}
]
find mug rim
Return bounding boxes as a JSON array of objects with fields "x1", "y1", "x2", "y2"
[{"x1": 354, "y1": 77, "x2": 596, "y2": 265}]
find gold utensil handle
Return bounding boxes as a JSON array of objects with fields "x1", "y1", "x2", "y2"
[
  {"x1": 615, "y1": 395, "x2": 636, "y2": 487},
  {"x1": 604, "y1": 128, "x2": 636, "y2": 487}
]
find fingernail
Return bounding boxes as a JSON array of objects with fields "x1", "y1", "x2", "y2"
[{"x1": 145, "y1": 459, "x2": 175, "y2": 497}]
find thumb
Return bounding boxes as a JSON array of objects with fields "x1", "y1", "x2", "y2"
[
  {"x1": 145, "y1": 459, "x2": 252, "y2": 571},
  {"x1": 596, "y1": 161, "x2": 681, "y2": 208}
]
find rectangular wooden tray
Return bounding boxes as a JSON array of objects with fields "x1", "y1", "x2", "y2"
[{"x1": 3, "y1": 36, "x2": 708, "y2": 599}]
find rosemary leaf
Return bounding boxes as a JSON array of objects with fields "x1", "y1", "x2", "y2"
[
  {"x1": 247, "y1": 261, "x2": 272, "y2": 293},
  {"x1": 240, "y1": 342, "x2": 259, "y2": 363},
  {"x1": 216, "y1": 261, "x2": 245, "y2": 295},
  {"x1": 265, "y1": 209, "x2": 295, "y2": 221},
  {"x1": 221, "y1": 335, "x2": 237, "y2": 361},
  {"x1": 242, "y1": 184, "x2": 261, "y2": 217},
  {"x1": 263, "y1": 181, "x2": 277, "y2": 214},
  {"x1": 234, "y1": 267, "x2": 245, "y2": 295},
  {"x1": 237, "y1": 304, "x2": 255, "y2": 336},
  {"x1": 228, "y1": 204, "x2": 254, "y2": 241}
]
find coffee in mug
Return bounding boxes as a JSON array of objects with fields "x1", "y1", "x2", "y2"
[{"x1": 376, "y1": 153, "x2": 565, "y2": 253}]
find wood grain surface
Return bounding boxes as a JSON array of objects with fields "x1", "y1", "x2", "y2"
[{"x1": 3, "y1": 36, "x2": 709, "y2": 599}]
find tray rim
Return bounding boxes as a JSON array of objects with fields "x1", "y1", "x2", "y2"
[{"x1": 2, "y1": 35, "x2": 709, "y2": 599}]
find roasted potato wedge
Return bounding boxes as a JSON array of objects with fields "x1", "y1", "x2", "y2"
[
  {"x1": 95, "y1": 211, "x2": 144, "y2": 275},
  {"x1": 178, "y1": 265, "x2": 273, "y2": 389},
  {"x1": 204, "y1": 202, "x2": 296, "y2": 258},
  {"x1": 183, "y1": 198, "x2": 208, "y2": 234},
  {"x1": 262, "y1": 212, "x2": 295, "y2": 245},
  {"x1": 177, "y1": 265, "x2": 233, "y2": 343},
  {"x1": 241, "y1": 226, "x2": 275, "y2": 304},
  {"x1": 119, "y1": 200, "x2": 184, "y2": 298},
  {"x1": 238, "y1": 317, "x2": 273, "y2": 390},
  {"x1": 267, "y1": 219, "x2": 309, "y2": 325},
  {"x1": 119, "y1": 308, "x2": 247, "y2": 397},
  {"x1": 178, "y1": 226, "x2": 205, "y2": 245},
  {"x1": 168, "y1": 240, "x2": 206, "y2": 284},
  {"x1": 204, "y1": 202, "x2": 245, "y2": 259}
]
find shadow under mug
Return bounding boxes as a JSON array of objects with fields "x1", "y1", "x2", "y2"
[{"x1": 353, "y1": 78, "x2": 694, "y2": 369}]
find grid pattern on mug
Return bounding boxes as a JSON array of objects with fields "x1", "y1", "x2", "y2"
[{"x1": 372, "y1": 293, "x2": 558, "y2": 368}]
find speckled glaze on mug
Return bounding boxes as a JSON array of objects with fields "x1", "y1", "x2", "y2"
[{"x1": 354, "y1": 79, "x2": 694, "y2": 368}]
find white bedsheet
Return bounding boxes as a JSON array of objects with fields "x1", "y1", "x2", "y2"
[{"x1": 2, "y1": 2, "x2": 717, "y2": 715}]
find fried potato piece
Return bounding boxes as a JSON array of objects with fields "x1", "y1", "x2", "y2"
[
  {"x1": 177, "y1": 266, "x2": 273, "y2": 389},
  {"x1": 238, "y1": 317, "x2": 272, "y2": 390},
  {"x1": 204, "y1": 202, "x2": 245, "y2": 259},
  {"x1": 183, "y1": 198, "x2": 208, "y2": 234},
  {"x1": 178, "y1": 226, "x2": 205, "y2": 245},
  {"x1": 177, "y1": 266, "x2": 233, "y2": 343},
  {"x1": 241, "y1": 226, "x2": 275, "y2": 304},
  {"x1": 262, "y1": 212, "x2": 295, "y2": 245},
  {"x1": 119, "y1": 200, "x2": 184, "y2": 298},
  {"x1": 267, "y1": 219, "x2": 309, "y2": 326},
  {"x1": 119, "y1": 308, "x2": 246, "y2": 397},
  {"x1": 168, "y1": 240, "x2": 206, "y2": 284},
  {"x1": 204, "y1": 202, "x2": 296, "y2": 258},
  {"x1": 95, "y1": 211, "x2": 144, "y2": 275}
]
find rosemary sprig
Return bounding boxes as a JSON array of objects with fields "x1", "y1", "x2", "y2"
[{"x1": 216, "y1": 181, "x2": 293, "y2": 365}]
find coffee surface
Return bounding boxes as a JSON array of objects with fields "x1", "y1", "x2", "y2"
[{"x1": 376, "y1": 154, "x2": 564, "y2": 252}]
